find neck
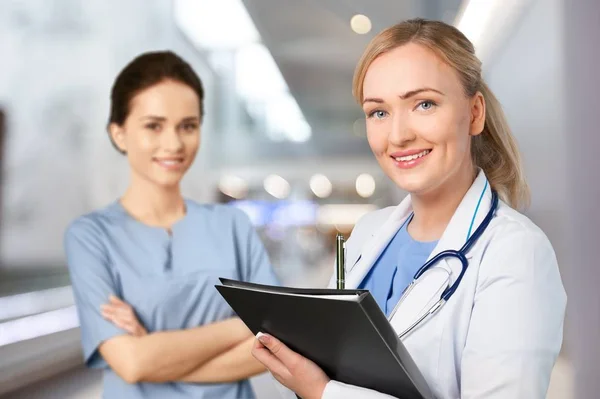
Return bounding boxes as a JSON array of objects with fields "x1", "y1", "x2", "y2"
[
  {"x1": 120, "y1": 172, "x2": 185, "y2": 228},
  {"x1": 408, "y1": 165, "x2": 477, "y2": 242}
]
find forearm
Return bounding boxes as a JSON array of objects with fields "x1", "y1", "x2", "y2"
[
  {"x1": 178, "y1": 337, "x2": 266, "y2": 383},
  {"x1": 133, "y1": 317, "x2": 252, "y2": 382}
]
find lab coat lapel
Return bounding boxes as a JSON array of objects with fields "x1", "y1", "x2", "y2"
[
  {"x1": 344, "y1": 196, "x2": 413, "y2": 289},
  {"x1": 431, "y1": 170, "x2": 493, "y2": 276},
  {"x1": 389, "y1": 170, "x2": 494, "y2": 336}
]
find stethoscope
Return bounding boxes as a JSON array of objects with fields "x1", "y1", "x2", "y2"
[{"x1": 388, "y1": 184, "x2": 499, "y2": 339}]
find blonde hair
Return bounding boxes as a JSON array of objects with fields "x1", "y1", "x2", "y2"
[{"x1": 353, "y1": 18, "x2": 530, "y2": 209}]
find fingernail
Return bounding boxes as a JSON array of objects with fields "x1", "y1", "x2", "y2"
[{"x1": 256, "y1": 332, "x2": 270, "y2": 345}]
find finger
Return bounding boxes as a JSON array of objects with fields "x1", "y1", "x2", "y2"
[
  {"x1": 256, "y1": 332, "x2": 302, "y2": 370},
  {"x1": 101, "y1": 307, "x2": 133, "y2": 328},
  {"x1": 108, "y1": 294, "x2": 126, "y2": 305},
  {"x1": 109, "y1": 298, "x2": 132, "y2": 312},
  {"x1": 100, "y1": 305, "x2": 118, "y2": 319},
  {"x1": 109, "y1": 311, "x2": 140, "y2": 331},
  {"x1": 113, "y1": 306, "x2": 136, "y2": 320},
  {"x1": 109, "y1": 296, "x2": 134, "y2": 313},
  {"x1": 101, "y1": 306, "x2": 133, "y2": 323},
  {"x1": 252, "y1": 334, "x2": 292, "y2": 380},
  {"x1": 111, "y1": 318, "x2": 138, "y2": 334}
]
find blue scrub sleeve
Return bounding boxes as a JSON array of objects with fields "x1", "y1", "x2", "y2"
[
  {"x1": 64, "y1": 217, "x2": 126, "y2": 369},
  {"x1": 234, "y1": 211, "x2": 280, "y2": 286}
]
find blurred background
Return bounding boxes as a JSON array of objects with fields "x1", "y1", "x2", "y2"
[{"x1": 0, "y1": 0, "x2": 597, "y2": 397}]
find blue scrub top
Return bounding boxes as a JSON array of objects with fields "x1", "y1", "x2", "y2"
[
  {"x1": 64, "y1": 199, "x2": 279, "y2": 399},
  {"x1": 359, "y1": 217, "x2": 438, "y2": 317}
]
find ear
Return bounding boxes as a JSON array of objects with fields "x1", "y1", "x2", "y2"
[
  {"x1": 108, "y1": 123, "x2": 127, "y2": 153},
  {"x1": 469, "y1": 92, "x2": 486, "y2": 136}
]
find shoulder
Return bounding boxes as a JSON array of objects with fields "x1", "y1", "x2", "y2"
[
  {"x1": 344, "y1": 205, "x2": 397, "y2": 259},
  {"x1": 478, "y1": 201, "x2": 559, "y2": 282},
  {"x1": 65, "y1": 205, "x2": 115, "y2": 241},
  {"x1": 64, "y1": 202, "x2": 125, "y2": 251},
  {"x1": 487, "y1": 201, "x2": 554, "y2": 252},
  {"x1": 350, "y1": 205, "x2": 397, "y2": 239}
]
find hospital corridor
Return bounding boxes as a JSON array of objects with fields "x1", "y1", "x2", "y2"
[{"x1": 0, "y1": 1, "x2": 598, "y2": 398}]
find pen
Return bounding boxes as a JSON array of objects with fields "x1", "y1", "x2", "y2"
[{"x1": 336, "y1": 233, "x2": 345, "y2": 289}]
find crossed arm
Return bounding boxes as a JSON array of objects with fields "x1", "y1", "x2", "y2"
[{"x1": 98, "y1": 295, "x2": 265, "y2": 384}]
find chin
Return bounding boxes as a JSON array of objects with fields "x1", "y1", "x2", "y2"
[
  {"x1": 149, "y1": 174, "x2": 185, "y2": 189},
  {"x1": 389, "y1": 170, "x2": 438, "y2": 196}
]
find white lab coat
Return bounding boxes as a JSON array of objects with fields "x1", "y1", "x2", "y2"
[{"x1": 319, "y1": 170, "x2": 567, "y2": 399}]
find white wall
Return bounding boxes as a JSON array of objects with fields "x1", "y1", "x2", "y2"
[
  {"x1": 484, "y1": 0, "x2": 567, "y2": 266},
  {"x1": 562, "y1": 1, "x2": 600, "y2": 397},
  {"x1": 484, "y1": 1, "x2": 578, "y2": 397}
]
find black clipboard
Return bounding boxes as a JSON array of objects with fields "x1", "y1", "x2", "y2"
[{"x1": 216, "y1": 278, "x2": 433, "y2": 399}]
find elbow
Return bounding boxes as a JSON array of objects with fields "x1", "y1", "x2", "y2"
[
  {"x1": 117, "y1": 360, "x2": 143, "y2": 384},
  {"x1": 99, "y1": 336, "x2": 147, "y2": 384},
  {"x1": 114, "y1": 343, "x2": 145, "y2": 384}
]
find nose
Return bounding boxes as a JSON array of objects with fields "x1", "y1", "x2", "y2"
[
  {"x1": 388, "y1": 113, "x2": 416, "y2": 146},
  {"x1": 161, "y1": 128, "x2": 184, "y2": 153}
]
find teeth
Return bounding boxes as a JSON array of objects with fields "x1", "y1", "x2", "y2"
[
  {"x1": 158, "y1": 160, "x2": 182, "y2": 165},
  {"x1": 395, "y1": 150, "x2": 430, "y2": 162}
]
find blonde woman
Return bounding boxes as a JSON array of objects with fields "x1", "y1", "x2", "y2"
[{"x1": 251, "y1": 19, "x2": 566, "y2": 399}]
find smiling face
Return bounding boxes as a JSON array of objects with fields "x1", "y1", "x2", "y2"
[
  {"x1": 361, "y1": 42, "x2": 485, "y2": 197},
  {"x1": 109, "y1": 79, "x2": 201, "y2": 189}
]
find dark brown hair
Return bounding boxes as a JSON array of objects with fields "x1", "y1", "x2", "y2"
[{"x1": 108, "y1": 50, "x2": 205, "y2": 153}]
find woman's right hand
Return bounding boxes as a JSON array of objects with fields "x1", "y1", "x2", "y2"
[{"x1": 101, "y1": 295, "x2": 148, "y2": 337}]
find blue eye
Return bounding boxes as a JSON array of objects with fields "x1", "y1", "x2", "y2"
[
  {"x1": 417, "y1": 100, "x2": 436, "y2": 111},
  {"x1": 368, "y1": 110, "x2": 388, "y2": 119}
]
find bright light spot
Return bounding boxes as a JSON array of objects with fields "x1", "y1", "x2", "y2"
[
  {"x1": 353, "y1": 118, "x2": 366, "y2": 137},
  {"x1": 310, "y1": 174, "x2": 333, "y2": 198},
  {"x1": 174, "y1": 0, "x2": 259, "y2": 49},
  {"x1": 218, "y1": 175, "x2": 248, "y2": 199},
  {"x1": 455, "y1": 0, "x2": 530, "y2": 63},
  {"x1": 175, "y1": 0, "x2": 312, "y2": 143},
  {"x1": 317, "y1": 204, "x2": 377, "y2": 226},
  {"x1": 235, "y1": 43, "x2": 312, "y2": 142},
  {"x1": 262, "y1": 94, "x2": 312, "y2": 142},
  {"x1": 351, "y1": 14, "x2": 372, "y2": 35},
  {"x1": 236, "y1": 44, "x2": 287, "y2": 100},
  {"x1": 356, "y1": 173, "x2": 376, "y2": 198},
  {"x1": 264, "y1": 175, "x2": 291, "y2": 199}
]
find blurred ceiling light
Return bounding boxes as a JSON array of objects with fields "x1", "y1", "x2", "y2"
[
  {"x1": 264, "y1": 174, "x2": 291, "y2": 199},
  {"x1": 261, "y1": 93, "x2": 312, "y2": 142},
  {"x1": 351, "y1": 14, "x2": 372, "y2": 34},
  {"x1": 218, "y1": 174, "x2": 248, "y2": 199},
  {"x1": 174, "y1": 0, "x2": 259, "y2": 49},
  {"x1": 455, "y1": 0, "x2": 531, "y2": 63},
  {"x1": 175, "y1": 0, "x2": 312, "y2": 143},
  {"x1": 353, "y1": 118, "x2": 367, "y2": 137},
  {"x1": 236, "y1": 43, "x2": 287, "y2": 100},
  {"x1": 310, "y1": 174, "x2": 333, "y2": 198},
  {"x1": 317, "y1": 204, "x2": 377, "y2": 226},
  {"x1": 356, "y1": 173, "x2": 376, "y2": 198}
]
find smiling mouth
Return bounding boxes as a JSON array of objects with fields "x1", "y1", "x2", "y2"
[
  {"x1": 392, "y1": 149, "x2": 431, "y2": 162},
  {"x1": 154, "y1": 158, "x2": 184, "y2": 168}
]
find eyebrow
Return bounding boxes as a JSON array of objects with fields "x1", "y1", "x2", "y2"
[
  {"x1": 362, "y1": 87, "x2": 444, "y2": 104},
  {"x1": 140, "y1": 116, "x2": 200, "y2": 122}
]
